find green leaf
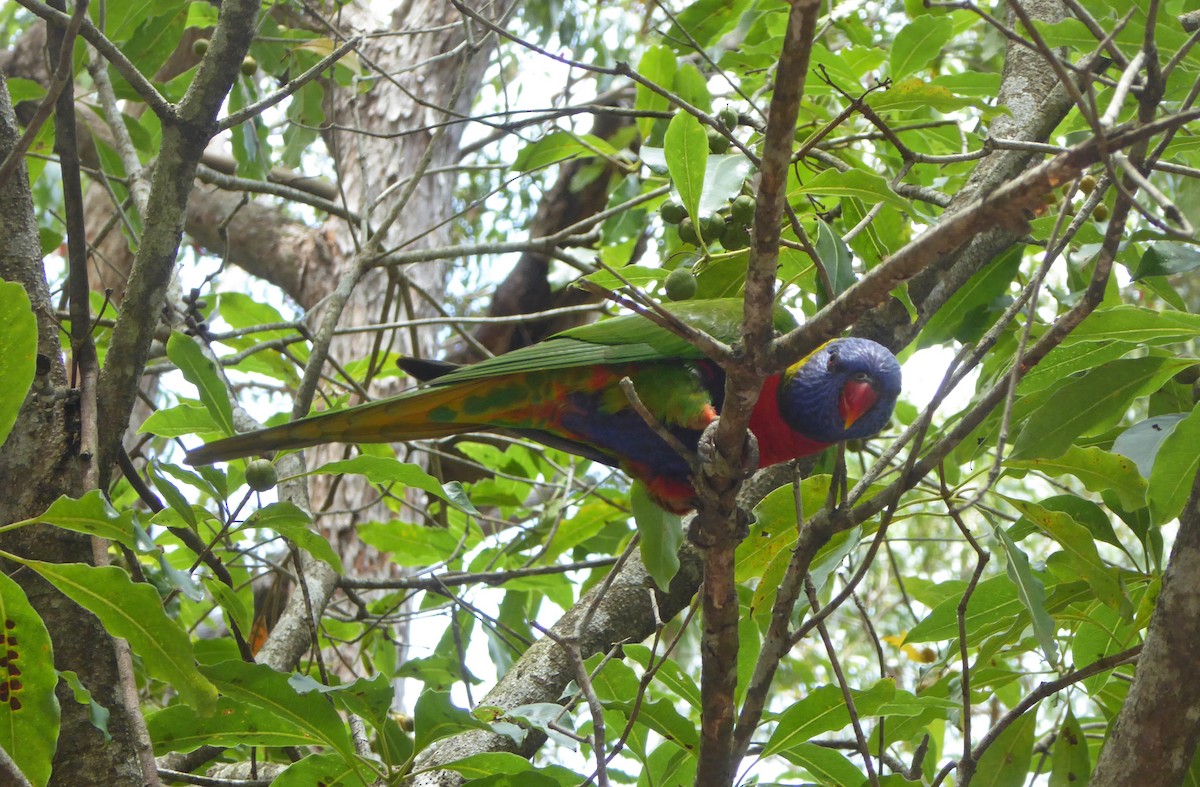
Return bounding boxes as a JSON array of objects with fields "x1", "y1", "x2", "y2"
[
  {"x1": 1113, "y1": 414, "x2": 1188, "y2": 477},
  {"x1": 313, "y1": 455, "x2": 478, "y2": 514},
  {"x1": 906, "y1": 575, "x2": 1022, "y2": 643},
  {"x1": 632, "y1": 482, "x2": 683, "y2": 590},
  {"x1": 624, "y1": 645, "x2": 701, "y2": 708},
  {"x1": 1005, "y1": 498, "x2": 1123, "y2": 611},
  {"x1": 19, "y1": 562, "x2": 216, "y2": 713},
  {"x1": 664, "y1": 111, "x2": 709, "y2": 240},
  {"x1": 185, "y1": 2, "x2": 219, "y2": 27},
  {"x1": 930, "y1": 71, "x2": 1002, "y2": 97},
  {"x1": 1018, "y1": 341, "x2": 1134, "y2": 395},
  {"x1": 670, "y1": 60, "x2": 711, "y2": 111},
  {"x1": 794, "y1": 168, "x2": 909, "y2": 212},
  {"x1": 439, "y1": 752, "x2": 532, "y2": 778},
  {"x1": 739, "y1": 477, "x2": 832, "y2": 581},
  {"x1": 1007, "y1": 445, "x2": 1147, "y2": 512},
  {"x1": 583, "y1": 264, "x2": 666, "y2": 291},
  {"x1": 26, "y1": 490, "x2": 138, "y2": 548},
  {"x1": 994, "y1": 526, "x2": 1057, "y2": 663},
  {"x1": 1147, "y1": 404, "x2": 1200, "y2": 524},
  {"x1": 507, "y1": 702, "x2": 577, "y2": 749},
  {"x1": 814, "y1": 219, "x2": 856, "y2": 299},
  {"x1": 1133, "y1": 242, "x2": 1200, "y2": 279},
  {"x1": 665, "y1": 0, "x2": 751, "y2": 48},
  {"x1": 272, "y1": 753, "x2": 366, "y2": 787},
  {"x1": 288, "y1": 673, "x2": 394, "y2": 729},
  {"x1": 204, "y1": 579, "x2": 252, "y2": 644},
  {"x1": 639, "y1": 744, "x2": 696, "y2": 787},
  {"x1": 698, "y1": 153, "x2": 753, "y2": 214},
  {"x1": 779, "y1": 743, "x2": 865, "y2": 785},
  {"x1": 414, "y1": 690, "x2": 489, "y2": 752},
  {"x1": 512, "y1": 131, "x2": 620, "y2": 173},
  {"x1": 1072, "y1": 601, "x2": 1133, "y2": 696},
  {"x1": 762, "y1": 680, "x2": 896, "y2": 758},
  {"x1": 1032, "y1": 18, "x2": 1098, "y2": 50},
  {"x1": 58, "y1": 670, "x2": 110, "y2": 742},
  {"x1": 974, "y1": 710, "x2": 1035, "y2": 787},
  {"x1": 1063, "y1": 305, "x2": 1200, "y2": 345},
  {"x1": 243, "y1": 502, "x2": 344, "y2": 574},
  {"x1": 920, "y1": 247, "x2": 1022, "y2": 348},
  {"x1": 148, "y1": 460, "x2": 197, "y2": 529},
  {"x1": 154, "y1": 548, "x2": 204, "y2": 602},
  {"x1": 167, "y1": 333, "x2": 235, "y2": 437},
  {"x1": 1049, "y1": 710, "x2": 1091, "y2": 787},
  {"x1": 0, "y1": 571, "x2": 59, "y2": 787},
  {"x1": 1008, "y1": 494, "x2": 1122, "y2": 550},
  {"x1": 5, "y1": 78, "x2": 47, "y2": 103},
  {"x1": 358, "y1": 519, "x2": 465, "y2": 566},
  {"x1": 891, "y1": 16, "x2": 954, "y2": 80},
  {"x1": 147, "y1": 696, "x2": 321, "y2": 754},
  {"x1": 634, "y1": 46, "x2": 676, "y2": 142},
  {"x1": 139, "y1": 403, "x2": 221, "y2": 438},
  {"x1": 0, "y1": 280, "x2": 37, "y2": 451},
  {"x1": 608, "y1": 698, "x2": 697, "y2": 751},
  {"x1": 202, "y1": 660, "x2": 356, "y2": 760},
  {"x1": 869, "y1": 77, "x2": 979, "y2": 112},
  {"x1": 1010, "y1": 357, "x2": 1191, "y2": 460}
]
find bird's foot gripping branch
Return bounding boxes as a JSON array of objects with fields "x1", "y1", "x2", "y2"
[{"x1": 690, "y1": 418, "x2": 760, "y2": 547}]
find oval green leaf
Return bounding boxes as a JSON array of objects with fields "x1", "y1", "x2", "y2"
[
  {"x1": 0, "y1": 280, "x2": 37, "y2": 451},
  {"x1": 0, "y1": 571, "x2": 59, "y2": 787}
]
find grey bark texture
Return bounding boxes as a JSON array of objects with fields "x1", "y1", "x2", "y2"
[
  {"x1": 1091, "y1": 471, "x2": 1200, "y2": 784},
  {"x1": 0, "y1": 69, "x2": 148, "y2": 786}
]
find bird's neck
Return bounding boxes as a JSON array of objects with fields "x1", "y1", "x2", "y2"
[{"x1": 750, "y1": 375, "x2": 830, "y2": 467}]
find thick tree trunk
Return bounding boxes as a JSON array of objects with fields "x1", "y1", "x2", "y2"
[
  {"x1": 1091, "y1": 470, "x2": 1200, "y2": 784},
  {"x1": 0, "y1": 72, "x2": 149, "y2": 786}
]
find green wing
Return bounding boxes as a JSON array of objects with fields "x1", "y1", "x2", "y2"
[
  {"x1": 417, "y1": 298, "x2": 799, "y2": 387},
  {"x1": 185, "y1": 298, "x2": 798, "y2": 465}
]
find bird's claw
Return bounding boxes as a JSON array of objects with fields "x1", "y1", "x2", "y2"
[
  {"x1": 697, "y1": 418, "x2": 760, "y2": 481},
  {"x1": 690, "y1": 418, "x2": 759, "y2": 547}
]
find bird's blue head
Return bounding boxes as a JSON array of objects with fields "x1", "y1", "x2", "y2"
[{"x1": 778, "y1": 338, "x2": 902, "y2": 444}]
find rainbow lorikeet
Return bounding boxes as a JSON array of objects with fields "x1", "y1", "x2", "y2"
[{"x1": 185, "y1": 299, "x2": 901, "y2": 512}]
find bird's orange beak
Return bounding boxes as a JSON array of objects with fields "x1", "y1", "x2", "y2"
[{"x1": 840, "y1": 379, "x2": 879, "y2": 429}]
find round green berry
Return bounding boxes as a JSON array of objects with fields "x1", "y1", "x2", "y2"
[
  {"x1": 701, "y1": 213, "x2": 726, "y2": 238},
  {"x1": 245, "y1": 459, "x2": 279, "y2": 492},
  {"x1": 707, "y1": 127, "x2": 730, "y2": 154},
  {"x1": 721, "y1": 223, "x2": 751, "y2": 250},
  {"x1": 660, "y1": 199, "x2": 686, "y2": 224},
  {"x1": 664, "y1": 267, "x2": 698, "y2": 301},
  {"x1": 678, "y1": 217, "x2": 698, "y2": 245},
  {"x1": 731, "y1": 194, "x2": 756, "y2": 225},
  {"x1": 718, "y1": 106, "x2": 739, "y2": 130}
]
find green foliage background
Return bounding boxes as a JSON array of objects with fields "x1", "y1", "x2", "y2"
[{"x1": 2, "y1": 0, "x2": 1200, "y2": 784}]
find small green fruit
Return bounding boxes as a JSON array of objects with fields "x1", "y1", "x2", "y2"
[
  {"x1": 240, "y1": 55, "x2": 258, "y2": 76},
  {"x1": 192, "y1": 39, "x2": 210, "y2": 57},
  {"x1": 664, "y1": 267, "x2": 698, "y2": 301},
  {"x1": 245, "y1": 459, "x2": 278, "y2": 492},
  {"x1": 678, "y1": 217, "x2": 698, "y2": 245},
  {"x1": 1093, "y1": 202, "x2": 1109, "y2": 221},
  {"x1": 660, "y1": 199, "x2": 686, "y2": 224},
  {"x1": 707, "y1": 127, "x2": 730, "y2": 154},
  {"x1": 701, "y1": 213, "x2": 726, "y2": 238},
  {"x1": 721, "y1": 223, "x2": 750, "y2": 250},
  {"x1": 1079, "y1": 174, "x2": 1097, "y2": 195},
  {"x1": 718, "y1": 105, "x2": 739, "y2": 130},
  {"x1": 731, "y1": 194, "x2": 756, "y2": 225}
]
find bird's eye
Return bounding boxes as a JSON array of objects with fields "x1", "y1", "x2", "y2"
[{"x1": 826, "y1": 351, "x2": 840, "y2": 372}]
